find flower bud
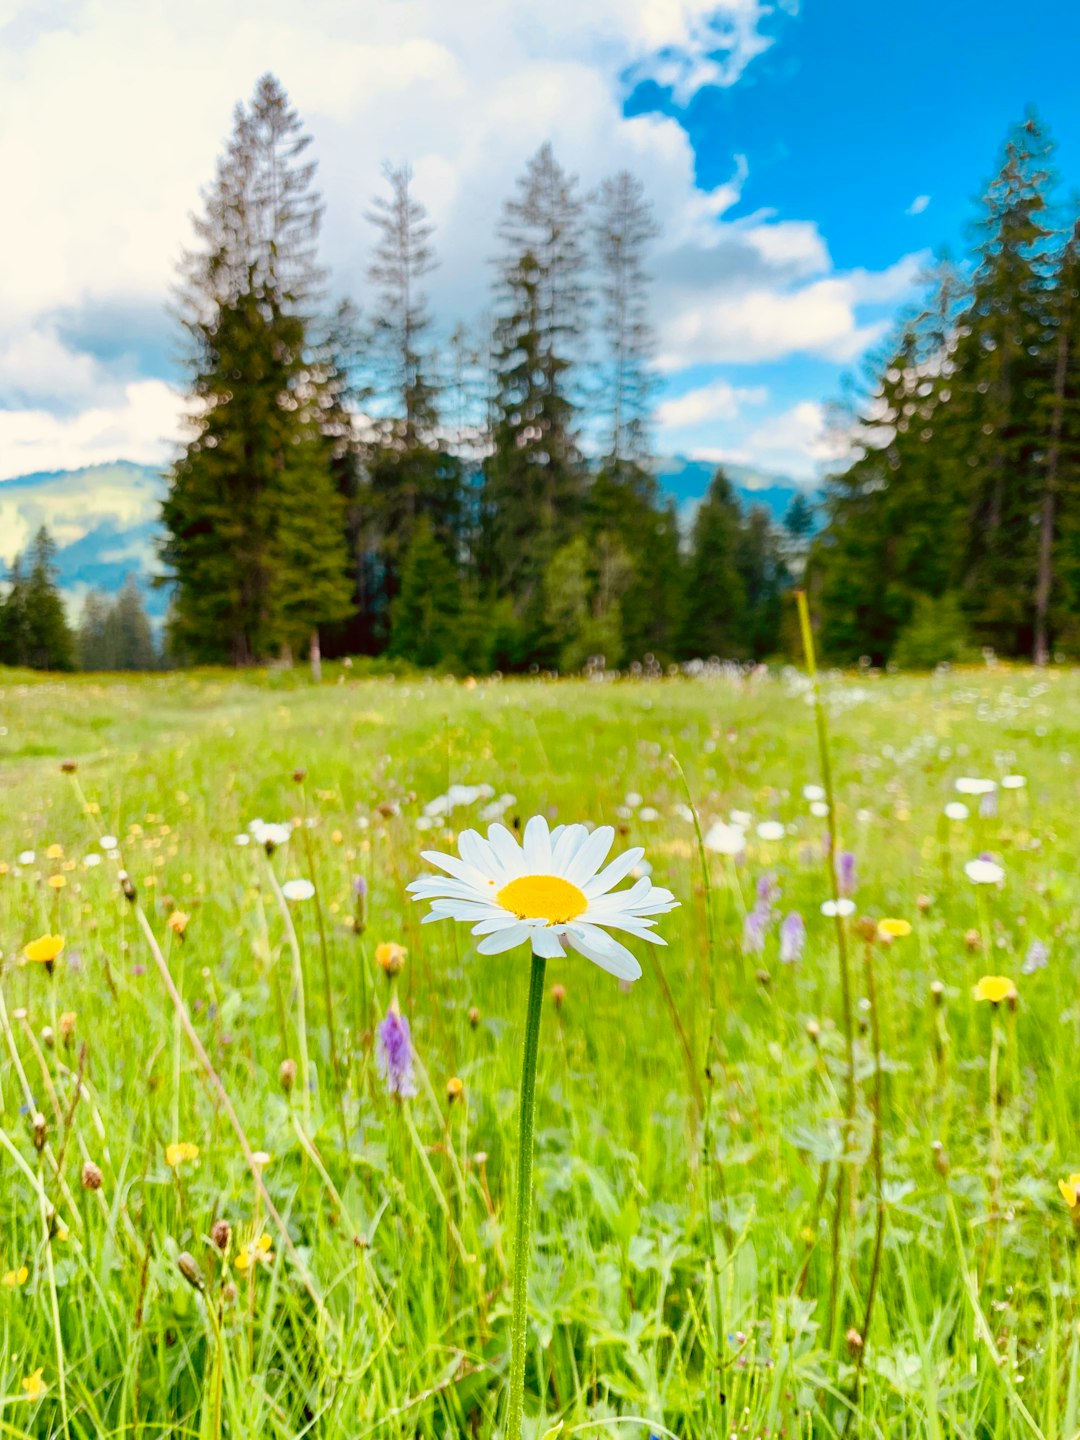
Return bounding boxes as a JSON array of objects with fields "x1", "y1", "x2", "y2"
[
  {"x1": 60, "y1": 760, "x2": 78, "y2": 774},
  {"x1": 467, "y1": 1006, "x2": 481, "y2": 1029},
  {"x1": 447, "y1": 1076, "x2": 464, "y2": 1103},
  {"x1": 805, "y1": 1019, "x2": 820, "y2": 1044},
  {"x1": 210, "y1": 1219, "x2": 232, "y2": 1252},
  {"x1": 930, "y1": 979, "x2": 945, "y2": 1006},
  {"x1": 279, "y1": 1058, "x2": 297, "y2": 1094},
  {"x1": 846, "y1": 1327, "x2": 864, "y2": 1354},
  {"x1": 177, "y1": 1252, "x2": 204, "y2": 1291},
  {"x1": 81, "y1": 1161, "x2": 103, "y2": 1191},
  {"x1": 31, "y1": 1112, "x2": 47, "y2": 1151},
  {"x1": 550, "y1": 983, "x2": 566, "y2": 1010}
]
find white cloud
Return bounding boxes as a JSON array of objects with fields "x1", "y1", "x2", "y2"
[
  {"x1": 656, "y1": 379, "x2": 767, "y2": 429},
  {"x1": 0, "y1": 0, "x2": 915, "y2": 477},
  {"x1": 907, "y1": 194, "x2": 931, "y2": 216},
  {"x1": 0, "y1": 381, "x2": 183, "y2": 482}
]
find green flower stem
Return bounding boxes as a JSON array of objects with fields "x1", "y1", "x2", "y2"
[{"x1": 507, "y1": 951, "x2": 546, "y2": 1440}]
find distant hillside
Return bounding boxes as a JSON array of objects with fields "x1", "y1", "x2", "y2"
[
  {"x1": 0, "y1": 456, "x2": 815, "y2": 617},
  {"x1": 0, "y1": 461, "x2": 166, "y2": 616}
]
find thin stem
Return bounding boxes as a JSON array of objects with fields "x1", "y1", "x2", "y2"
[
  {"x1": 263, "y1": 855, "x2": 312, "y2": 1121},
  {"x1": 298, "y1": 784, "x2": 347, "y2": 1149},
  {"x1": 506, "y1": 952, "x2": 546, "y2": 1440},
  {"x1": 853, "y1": 936, "x2": 886, "y2": 1402}
]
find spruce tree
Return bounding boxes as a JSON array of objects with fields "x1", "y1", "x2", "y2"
[
  {"x1": 679, "y1": 471, "x2": 747, "y2": 659},
  {"x1": 22, "y1": 528, "x2": 74, "y2": 671},
  {"x1": 483, "y1": 145, "x2": 589, "y2": 643},
  {"x1": 388, "y1": 516, "x2": 460, "y2": 666},
  {"x1": 161, "y1": 75, "x2": 351, "y2": 665}
]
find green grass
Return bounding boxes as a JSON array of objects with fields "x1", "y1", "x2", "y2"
[{"x1": 1, "y1": 662, "x2": 1079, "y2": 1438}]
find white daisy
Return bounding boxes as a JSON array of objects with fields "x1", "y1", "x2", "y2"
[
  {"x1": 955, "y1": 777, "x2": 997, "y2": 796},
  {"x1": 704, "y1": 820, "x2": 746, "y2": 856},
  {"x1": 964, "y1": 858, "x2": 1004, "y2": 885},
  {"x1": 821, "y1": 898, "x2": 856, "y2": 917},
  {"x1": 282, "y1": 878, "x2": 315, "y2": 901},
  {"x1": 802, "y1": 784, "x2": 826, "y2": 802},
  {"x1": 944, "y1": 802, "x2": 970, "y2": 821},
  {"x1": 1001, "y1": 774, "x2": 1026, "y2": 790},
  {"x1": 407, "y1": 815, "x2": 678, "y2": 981},
  {"x1": 756, "y1": 820, "x2": 785, "y2": 842}
]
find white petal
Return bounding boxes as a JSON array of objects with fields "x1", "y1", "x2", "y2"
[
  {"x1": 476, "y1": 923, "x2": 533, "y2": 954},
  {"x1": 530, "y1": 927, "x2": 566, "y2": 959},
  {"x1": 419, "y1": 849, "x2": 493, "y2": 888},
  {"x1": 458, "y1": 828, "x2": 498, "y2": 875},
  {"x1": 551, "y1": 823, "x2": 589, "y2": 871},
  {"x1": 584, "y1": 846, "x2": 644, "y2": 897},
  {"x1": 583, "y1": 912, "x2": 665, "y2": 943},
  {"x1": 487, "y1": 824, "x2": 525, "y2": 875},
  {"x1": 522, "y1": 815, "x2": 553, "y2": 868},
  {"x1": 565, "y1": 924, "x2": 642, "y2": 981},
  {"x1": 564, "y1": 825, "x2": 615, "y2": 885}
]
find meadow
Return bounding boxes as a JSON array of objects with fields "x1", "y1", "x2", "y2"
[{"x1": 0, "y1": 660, "x2": 1079, "y2": 1439}]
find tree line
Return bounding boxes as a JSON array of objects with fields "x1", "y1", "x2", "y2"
[
  {"x1": 159, "y1": 73, "x2": 796, "y2": 674},
  {"x1": 0, "y1": 525, "x2": 161, "y2": 672},
  {"x1": 812, "y1": 112, "x2": 1080, "y2": 666}
]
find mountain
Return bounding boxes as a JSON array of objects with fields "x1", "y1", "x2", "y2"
[
  {"x1": 0, "y1": 455, "x2": 814, "y2": 617},
  {"x1": 0, "y1": 461, "x2": 167, "y2": 616}
]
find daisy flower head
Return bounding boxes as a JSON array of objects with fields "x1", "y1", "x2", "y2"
[
  {"x1": 965, "y1": 857, "x2": 1005, "y2": 886},
  {"x1": 407, "y1": 815, "x2": 678, "y2": 982}
]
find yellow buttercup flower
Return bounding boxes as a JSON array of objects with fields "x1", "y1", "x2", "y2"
[
  {"x1": 877, "y1": 918, "x2": 911, "y2": 940},
  {"x1": 235, "y1": 1232, "x2": 273, "y2": 1271},
  {"x1": 974, "y1": 975, "x2": 1018, "y2": 1006},
  {"x1": 2, "y1": 1265, "x2": 29, "y2": 1287},
  {"x1": 21, "y1": 1369, "x2": 46, "y2": 1401},
  {"x1": 165, "y1": 1141, "x2": 200, "y2": 1168},
  {"x1": 47, "y1": 874, "x2": 66, "y2": 890},
  {"x1": 376, "y1": 942, "x2": 407, "y2": 976},
  {"x1": 166, "y1": 910, "x2": 189, "y2": 939},
  {"x1": 1059, "y1": 1174, "x2": 1080, "y2": 1209},
  {"x1": 46, "y1": 844, "x2": 64, "y2": 860},
  {"x1": 24, "y1": 934, "x2": 64, "y2": 967}
]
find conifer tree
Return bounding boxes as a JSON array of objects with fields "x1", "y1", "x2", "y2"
[
  {"x1": 388, "y1": 516, "x2": 460, "y2": 666},
  {"x1": 22, "y1": 528, "x2": 74, "y2": 671},
  {"x1": 161, "y1": 75, "x2": 351, "y2": 665},
  {"x1": 679, "y1": 471, "x2": 747, "y2": 659}
]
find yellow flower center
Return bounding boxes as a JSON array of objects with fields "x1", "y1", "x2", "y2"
[{"x1": 497, "y1": 874, "x2": 588, "y2": 925}]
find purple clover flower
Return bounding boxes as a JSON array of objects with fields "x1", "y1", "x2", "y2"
[
  {"x1": 780, "y1": 911, "x2": 806, "y2": 965},
  {"x1": 377, "y1": 1007, "x2": 418, "y2": 1099}
]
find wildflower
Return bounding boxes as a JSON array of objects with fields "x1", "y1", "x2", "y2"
[
  {"x1": 877, "y1": 917, "x2": 912, "y2": 940},
  {"x1": 821, "y1": 898, "x2": 855, "y2": 918},
  {"x1": 755, "y1": 872, "x2": 780, "y2": 912},
  {"x1": 46, "y1": 844, "x2": 64, "y2": 860},
  {"x1": 1022, "y1": 940, "x2": 1049, "y2": 974},
  {"x1": 99, "y1": 835, "x2": 118, "y2": 850},
  {"x1": 177, "y1": 1252, "x2": 204, "y2": 1290},
  {"x1": 60, "y1": 760, "x2": 77, "y2": 774},
  {"x1": 756, "y1": 820, "x2": 785, "y2": 842},
  {"x1": 974, "y1": 975, "x2": 1017, "y2": 1006},
  {"x1": 730, "y1": 809, "x2": 752, "y2": 828},
  {"x1": 249, "y1": 820, "x2": 292, "y2": 853},
  {"x1": 17, "y1": 850, "x2": 35, "y2": 865},
  {"x1": 83, "y1": 853, "x2": 102, "y2": 867},
  {"x1": 779, "y1": 911, "x2": 805, "y2": 964},
  {"x1": 1001, "y1": 774, "x2": 1026, "y2": 790},
  {"x1": 81, "y1": 1161, "x2": 102, "y2": 1191},
  {"x1": 409, "y1": 816, "x2": 678, "y2": 981},
  {"x1": 742, "y1": 905, "x2": 769, "y2": 956},
  {"x1": 281, "y1": 878, "x2": 315, "y2": 902},
  {"x1": 235, "y1": 1233, "x2": 273, "y2": 1272},
  {"x1": 1059, "y1": 1174, "x2": 1080, "y2": 1210},
  {"x1": 2, "y1": 1266, "x2": 28, "y2": 1287},
  {"x1": 703, "y1": 820, "x2": 745, "y2": 856},
  {"x1": 810, "y1": 800, "x2": 829, "y2": 817},
  {"x1": 375, "y1": 941, "x2": 407, "y2": 976},
  {"x1": 211, "y1": 1219, "x2": 232, "y2": 1251},
  {"x1": 166, "y1": 910, "x2": 189, "y2": 939},
  {"x1": 965, "y1": 858, "x2": 1005, "y2": 885},
  {"x1": 978, "y1": 791, "x2": 998, "y2": 819},
  {"x1": 447, "y1": 1076, "x2": 464, "y2": 1102},
  {"x1": 165, "y1": 1141, "x2": 200, "y2": 1168},
  {"x1": 836, "y1": 850, "x2": 857, "y2": 896},
  {"x1": 24, "y1": 934, "x2": 64, "y2": 972},
  {"x1": 802, "y1": 784, "x2": 826, "y2": 802},
  {"x1": 468, "y1": 1005, "x2": 481, "y2": 1026},
  {"x1": 21, "y1": 1369, "x2": 46, "y2": 1401},
  {"x1": 279, "y1": 1058, "x2": 297, "y2": 1093},
  {"x1": 31, "y1": 1113, "x2": 47, "y2": 1151},
  {"x1": 251, "y1": 1151, "x2": 272, "y2": 1168},
  {"x1": 930, "y1": 980, "x2": 945, "y2": 1006},
  {"x1": 377, "y1": 1004, "x2": 418, "y2": 1098},
  {"x1": 955, "y1": 777, "x2": 997, "y2": 796}
]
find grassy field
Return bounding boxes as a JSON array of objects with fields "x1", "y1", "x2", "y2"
[{"x1": 1, "y1": 661, "x2": 1079, "y2": 1439}]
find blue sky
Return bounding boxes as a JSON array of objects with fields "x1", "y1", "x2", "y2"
[{"x1": 0, "y1": 0, "x2": 1077, "y2": 487}]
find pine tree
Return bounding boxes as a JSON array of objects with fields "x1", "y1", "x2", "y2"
[
  {"x1": 105, "y1": 577, "x2": 158, "y2": 670},
  {"x1": 1042, "y1": 221, "x2": 1080, "y2": 654},
  {"x1": 593, "y1": 170, "x2": 659, "y2": 467},
  {"x1": 0, "y1": 555, "x2": 29, "y2": 668},
  {"x1": 77, "y1": 590, "x2": 113, "y2": 670},
  {"x1": 22, "y1": 528, "x2": 74, "y2": 671},
  {"x1": 161, "y1": 75, "x2": 352, "y2": 665},
  {"x1": 388, "y1": 517, "x2": 460, "y2": 666},
  {"x1": 679, "y1": 471, "x2": 747, "y2": 659},
  {"x1": 484, "y1": 146, "x2": 589, "y2": 639}
]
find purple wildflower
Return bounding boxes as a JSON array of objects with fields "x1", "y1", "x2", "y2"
[
  {"x1": 742, "y1": 905, "x2": 770, "y2": 956},
  {"x1": 352, "y1": 875, "x2": 368, "y2": 898},
  {"x1": 779, "y1": 911, "x2": 806, "y2": 965},
  {"x1": 755, "y1": 872, "x2": 780, "y2": 914},
  {"x1": 1022, "y1": 940, "x2": 1049, "y2": 975},
  {"x1": 979, "y1": 791, "x2": 999, "y2": 819},
  {"x1": 836, "y1": 850, "x2": 857, "y2": 897},
  {"x1": 377, "y1": 1006, "x2": 418, "y2": 1099}
]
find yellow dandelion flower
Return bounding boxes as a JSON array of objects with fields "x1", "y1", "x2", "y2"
[
  {"x1": 24, "y1": 934, "x2": 64, "y2": 966},
  {"x1": 2, "y1": 1265, "x2": 29, "y2": 1287},
  {"x1": 46, "y1": 844, "x2": 64, "y2": 860},
  {"x1": 47, "y1": 874, "x2": 66, "y2": 890},
  {"x1": 166, "y1": 910, "x2": 189, "y2": 938},
  {"x1": 974, "y1": 975, "x2": 1018, "y2": 1005},
  {"x1": 21, "y1": 1368, "x2": 46, "y2": 1401},
  {"x1": 877, "y1": 917, "x2": 911, "y2": 939},
  {"x1": 1060, "y1": 1174, "x2": 1080, "y2": 1209},
  {"x1": 165, "y1": 1141, "x2": 200, "y2": 1168}
]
